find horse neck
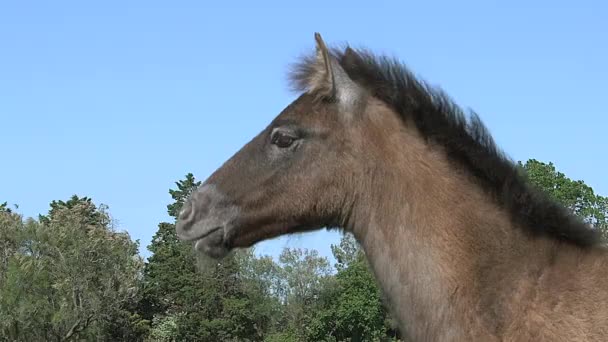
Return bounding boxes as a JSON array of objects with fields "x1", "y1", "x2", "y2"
[{"x1": 344, "y1": 115, "x2": 557, "y2": 340}]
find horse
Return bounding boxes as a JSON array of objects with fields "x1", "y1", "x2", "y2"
[{"x1": 176, "y1": 33, "x2": 608, "y2": 341}]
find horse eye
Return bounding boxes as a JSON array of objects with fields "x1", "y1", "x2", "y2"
[{"x1": 271, "y1": 131, "x2": 296, "y2": 148}]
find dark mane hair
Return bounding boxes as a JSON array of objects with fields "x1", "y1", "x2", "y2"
[{"x1": 289, "y1": 46, "x2": 603, "y2": 247}]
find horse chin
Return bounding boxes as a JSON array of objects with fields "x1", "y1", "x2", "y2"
[
  {"x1": 193, "y1": 221, "x2": 323, "y2": 259},
  {"x1": 193, "y1": 227, "x2": 231, "y2": 259}
]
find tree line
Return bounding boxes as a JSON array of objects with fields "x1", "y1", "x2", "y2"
[{"x1": 1, "y1": 159, "x2": 606, "y2": 341}]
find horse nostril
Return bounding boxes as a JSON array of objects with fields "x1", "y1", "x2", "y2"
[{"x1": 179, "y1": 200, "x2": 194, "y2": 223}]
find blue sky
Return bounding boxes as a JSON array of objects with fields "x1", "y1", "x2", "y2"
[{"x1": 1, "y1": 1, "x2": 606, "y2": 261}]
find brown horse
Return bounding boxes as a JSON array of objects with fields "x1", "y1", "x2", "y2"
[{"x1": 176, "y1": 33, "x2": 608, "y2": 341}]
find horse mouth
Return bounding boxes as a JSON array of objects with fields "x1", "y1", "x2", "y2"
[
  {"x1": 191, "y1": 226, "x2": 230, "y2": 259},
  {"x1": 187, "y1": 225, "x2": 222, "y2": 241}
]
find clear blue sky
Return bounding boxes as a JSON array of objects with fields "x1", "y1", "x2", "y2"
[{"x1": 1, "y1": 1, "x2": 606, "y2": 261}]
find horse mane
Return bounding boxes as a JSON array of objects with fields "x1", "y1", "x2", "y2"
[{"x1": 289, "y1": 45, "x2": 603, "y2": 248}]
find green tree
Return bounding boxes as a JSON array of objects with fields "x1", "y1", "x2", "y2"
[
  {"x1": 39, "y1": 195, "x2": 104, "y2": 226},
  {"x1": 0, "y1": 197, "x2": 145, "y2": 341},
  {"x1": 236, "y1": 249, "x2": 285, "y2": 337},
  {"x1": 273, "y1": 247, "x2": 333, "y2": 339},
  {"x1": 521, "y1": 159, "x2": 608, "y2": 238},
  {"x1": 0, "y1": 202, "x2": 12, "y2": 213},
  {"x1": 306, "y1": 234, "x2": 395, "y2": 342},
  {"x1": 0, "y1": 203, "x2": 19, "y2": 284},
  {"x1": 143, "y1": 174, "x2": 280, "y2": 341},
  {"x1": 167, "y1": 173, "x2": 201, "y2": 218}
]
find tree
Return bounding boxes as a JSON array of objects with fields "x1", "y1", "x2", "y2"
[
  {"x1": 331, "y1": 232, "x2": 362, "y2": 272},
  {"x1": 272, "y1": 248, "x2": 334, "y2": 339},
  {"x1": 39, "y1": 195, "x2": 104, "y2": 226},
  {"x1": 235, "y1": 249, "x2": 285, "y2": 337},
  {"x1": 306, "y1": 233, "x2": 397, "y2": 342},
  {"x1": 0, "y1": 197, "x2": 145, "y2": 341},
  {"x1": 0, "y1": 202, "x2": 12, "y2": 213},
  {"x1": 167, "y1": 173, "x2": 201, "y2": 219},
  {"x1": 142, "y1": 172, "x2": 203, "y2": 319},
  {"x1": 520, "y1": 159, "x2": 608, "y2": 238},
  {"x1": 143, "y1": 174, "x2": 280, "y2": 341},
  {"x1": 0, "y1": 203, "x2": 19, "y2": 282}
]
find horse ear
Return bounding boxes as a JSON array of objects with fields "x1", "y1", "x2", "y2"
[
  {"x1": 312, "y1": 33, "x2": 337, "y2": 98},
  {"x1": 310, "y1": 33, "x2": 362, "y2": 107}
]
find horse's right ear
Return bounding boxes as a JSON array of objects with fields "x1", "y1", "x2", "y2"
[{"x1": 307, "y1": 33, "x2": 363, "y2": 108}]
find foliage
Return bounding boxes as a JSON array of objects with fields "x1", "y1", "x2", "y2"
[
  {"x1": 521, "y1": 159, "x2": 608, "y2": 238},
  {"x1": 275, "y1": 248, "x2": 333, "y2": 338},
  {"x1": 142, "y1": 174, "x2": 279, "y2": 341},
  {"x1": 147, "y1": 313, "x2": 179, "y2": 342},
  {"x1": 39, "y1": 195, "x2": 105, "y2": 226},
  {"x1": 306, "y1": 233, "x2": 397, "y2": 342},
  {"x1": 263, "y1": 331, "x2": 300, "y2": 342},
  {"x1": 0, "y1": 196, "x2": 145, "y2": 341},
  {"x1": 0, "y1": 202, "x2": 12, "y2": 213},
  {"x1": 167, "y1": 173, "x2": 201, "y2": 219}
]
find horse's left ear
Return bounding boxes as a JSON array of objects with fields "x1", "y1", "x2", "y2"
[{"x1": 310, "y1": 33, "x2": 363, "y2": 108}]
